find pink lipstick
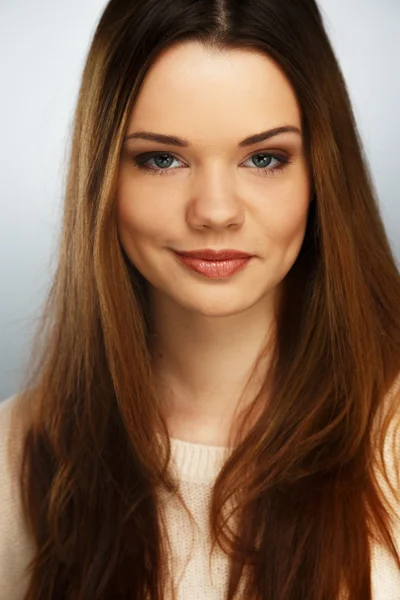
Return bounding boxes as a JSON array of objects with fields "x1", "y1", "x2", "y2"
[{"x1": 174, "y1": 248, "x2": 253, "y2": 279}]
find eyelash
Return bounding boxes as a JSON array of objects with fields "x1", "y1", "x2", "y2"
[{"x1": 130, "y1": 151, "x2": 292, "y2": 177}]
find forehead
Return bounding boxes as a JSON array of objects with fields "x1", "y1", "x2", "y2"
[{"x1": 127, "y1": 41, "x2": 302, "y2": 148}]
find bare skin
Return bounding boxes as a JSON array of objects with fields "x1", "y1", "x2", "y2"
[{"x1": 117, "y1": 41, "x2": 311, "y2": 446}]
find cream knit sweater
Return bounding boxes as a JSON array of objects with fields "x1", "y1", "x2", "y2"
[{"x1": 1, "y1": 382, "x2": 400, "y2": 600}]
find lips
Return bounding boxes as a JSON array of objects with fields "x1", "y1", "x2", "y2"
[
  {"x1": 175, "y1": 253, "x2": 252, "y2": 278},
  {"x1": 175, "y1": 249, "x2": 252, "y2": 261}
]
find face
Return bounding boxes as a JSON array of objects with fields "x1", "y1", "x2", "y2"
[{"x1": 117, "y1": 41, "x2": 311, "y2": 318}]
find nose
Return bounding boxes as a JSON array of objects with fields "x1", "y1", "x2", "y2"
[{"x1": 186, "y1": 163, "x2": 245, "y2": 230}]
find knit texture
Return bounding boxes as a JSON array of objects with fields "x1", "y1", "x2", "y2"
[{"x1": 1, "y1": 377, "x2": 400, "y2": 599}]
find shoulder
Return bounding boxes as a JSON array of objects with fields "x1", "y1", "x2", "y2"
[
  {"x1": 0, "y1": 394, "x2": 36, "y2": 600},
  {"x1": 0, "y1": 394, "x2": 24, "y2": 487},
  {"x1": 370, "y1": 371, "x2": 400, "y2": 599},
  {"x1": 370, "y1": 371, "x2": 400, "y2": 538},
  {"x1": 0, "y1": 393, "x2": 29, "y2": 481},
  {"x1": 386, "y1": 370, "x2": 400, "y2": 406}
]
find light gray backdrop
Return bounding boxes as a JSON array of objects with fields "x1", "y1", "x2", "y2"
[{"x1": 1, "y1": 0, "x2": 399, "y2": 401}]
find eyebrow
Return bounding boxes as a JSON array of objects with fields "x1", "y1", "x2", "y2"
[{"x1": 123, "y1": 125, "x2": 302, "y2": 148}]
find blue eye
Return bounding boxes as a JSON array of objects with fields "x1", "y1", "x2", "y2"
[
  {"x1": 130, "y1": 151, "x2": 292, "y2": 177},
  {"x1": 243, "y1": 153, "x2": 286, "y2": 173}
]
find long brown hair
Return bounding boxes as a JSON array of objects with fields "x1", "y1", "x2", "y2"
[{"x1": 10, "y1": 0, "x2": 400, "y2": 598}]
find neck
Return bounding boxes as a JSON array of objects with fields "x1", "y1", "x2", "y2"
[{"x1": 149, "y1": 287, "x2": 276, "y2": 446}]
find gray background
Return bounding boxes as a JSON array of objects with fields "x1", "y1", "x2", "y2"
[{"x1": 1, "y1": 0, "x2": 399, "y2": 401}]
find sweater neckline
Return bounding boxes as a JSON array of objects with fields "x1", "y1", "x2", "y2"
[{"x1": 168, "y1": 436, "x2": 234, "y2": 484}]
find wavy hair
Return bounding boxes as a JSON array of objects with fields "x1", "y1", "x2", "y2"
[{"x1": 11, "y1": 0, "x2": 400, "y2": 598}]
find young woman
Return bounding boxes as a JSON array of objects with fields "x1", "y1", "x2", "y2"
[{"x1": 1, "y1": 0, "x2": 400, "y2": 599}]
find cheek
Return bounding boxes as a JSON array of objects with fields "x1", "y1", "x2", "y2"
[
  {"x1": 261, "y1": 176, "x2": 311, "y2": 246},
  {"x1": 259, "y1": 189, "x2": 310, "y2": 290},
  {"x1": 117, "y1": 183, "x2": 172, "y2": 241},
  {"x1": 274, "y1": 204, "x2": 309, "y2": 245}
]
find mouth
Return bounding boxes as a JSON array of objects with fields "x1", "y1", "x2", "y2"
[
  {"x1": 174, "y1": 248, "x2": 253, "y2": 261},
  {"x1": 173, "y1": 251, "x2": 253, "y2": 279}
]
